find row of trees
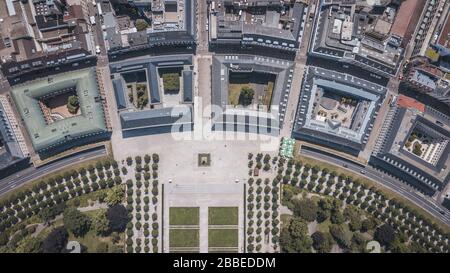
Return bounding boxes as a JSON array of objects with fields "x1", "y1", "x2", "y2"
[
  {"x1": 124, "y1": 154, "x2": 160, "y2": 253},
  {"x1": 246, "y1": 154, "x2": 281, "y2": 253},
  {"x1": 0, "y1": 158, "x2": 124, "y2": 249},
  {"x1": 278, "y1": 159, "x2": 449, "y2": 253}
]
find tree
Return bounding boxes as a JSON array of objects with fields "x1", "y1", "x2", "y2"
[
  {"x1": 42, "y1": 227, "x2": 68, "y2": 253},
  {"x1": 330, "y1": 210, "x2": 345, "y2": 225},
  {"x1": 292, "y1": 199, "x2": 318, "y2": 222},
  {"x1": 63, "y1": 208, "x2": 91, "y2": 237},
  {"x1": 280, "y1": 217, "x2": 312, "y2": 253},
  {"x1": 361, "y1": 218, "x2": 377, "y2": 232},
  {"x1": 67, "y1": 95, "x2": 80, "y2": 114},
  {"x1": 38, "y1": 203, "x2": 66, "y2": 224},
  {"x1": 311, "y1": 231, "x2": 333, "y2": 253},
  {"x1": 106, "y1": 186, "x2": 125, "y2": 207},
  {"x1": 135, "y1": 19, "x2": 149, "y2": 31},
  {"x1": 107, "y1": 204, "x2": 130, "y2": 233},
  {"x1": 374, "y1": 224, "x2": 396, "y2": 248},
  {"x1": 329, "y1": 224, "x2": 352, "y2": 249},
  {"x1": 239, "y1": 86, "x2": 255, "y2": 106},
  {"x1": 0, "y1": 232, "x2": 9, "y2": 246},
  {"x1": 92, "y1": 210, "x2": 110, "y2": 236}
]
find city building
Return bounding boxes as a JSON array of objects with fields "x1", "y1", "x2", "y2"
[
  {"x1": 104, "y1": 0, "x2": 196, "y2": 57},
  {"x1": 0, "y1": 0, "x2": 95, "y2": 83},
  {"x1": 403, "y1": 61, "x2": 450, "y2": 106},
  {"x1": 370, "y1": 95, "x2": 450, "y2": 195},
  {"x1": 10, "y1": 67, "x2": 110, "y2": 158},
  {"x1": 110, "y1": 54, "x2": 194, "y2": 136},
  {"x1": 211, "y1": 54, "x2": 295, "y2": 135},
  {"x1": 309, "y1": 0, "x2": 423, "y2": 77},
  {"x1": 208, "y1": 0, "x2": 308, "y2": 58},
  {"x1": 0, "y1": 95, "x2": 30, "y2": 179},
  {"x1": 292, "y1": 66, "x2": 387, "y2": 156}
]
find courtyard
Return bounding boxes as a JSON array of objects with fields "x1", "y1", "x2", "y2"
[
  {"x1": 228, "y1": 71, "x2": 276, "y2": 110},
  {"x1": 312, "y1": 88, "x2": 368, "y2": 130}
]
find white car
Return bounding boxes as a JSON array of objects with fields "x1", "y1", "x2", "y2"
[{"x1": 95, "y1": 45, "x2": 101, "y2": 54}]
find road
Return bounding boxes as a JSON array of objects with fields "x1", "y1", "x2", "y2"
[
  {"x1": 299, "y1": 147, "x2": 450, "y2": 226},
  {"x1": 0, "y1": 147, "x2": 107, "y2": 197},
  {"x1": 279, "y1": 5, "x2": 315, "y2": 137}
]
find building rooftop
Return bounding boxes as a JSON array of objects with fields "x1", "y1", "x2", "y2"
[
  {"x1": 106, "y1": 0, "x2": 196, "y2": 54},
  {"x1": 209, "y1": 1, "x2": 307, "y2": 54},
  {"x1": 370, "y1": 96, "x2": 450, "y2": 194},
  {"x1": 110, "y1": 54, "x2": 194, "y2": 134},
  {"x1": 293, "y1": 66, "x2": 387, "y2": 155},
  {"x1": 11, "y1": 67, "x2": 108, "y2": 154},
  {"x1": 310, "y1": 2, "x2": 406, "y2": 76}
]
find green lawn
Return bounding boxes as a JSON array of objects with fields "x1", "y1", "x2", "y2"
[
  {"x1": 263, "y1": 81, "x2": 274, "y2": 108},
  {"x1": 162, "y1": 73, "x2": 180, "y2": 93},
  {"x1": 169, "y1": 207, "x2": 200, "y2": 226},
  {"x1": 228, "y1": 84, "x2": 251, "y2": 106},
  {"x1": 169, "y1": 229, "x2": 199, "y2": 247},
  {"x1": 208, "y1": 229, "x2": 238, "y2": 247},
  {"x1": 208, "y1": 207, "x2": 238, "y2": 225}
]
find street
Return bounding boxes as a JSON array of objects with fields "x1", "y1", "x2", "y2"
[{"x1": 0, "y1": 147, "x2": 107, "y2": 197}]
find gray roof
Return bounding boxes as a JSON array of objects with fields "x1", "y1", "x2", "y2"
[
  {"x1": 211, "y1": 54, "x2": 294, "y2": 135},
  {"x1": 183, "y1": 70, "x2": 193, "y2": 103},
  {"x1": 370, "y1": 104, "x2": 450, "y2": 192},
  {"x1": 110, "y1": 55, "x2": 195, "y2": 133},
  {"x1": 110, "y1": 54, "x2": 193, "y2": 106},
  {"x1": 120, "y1": 106, "x2": 193, "y2": 130},
  {"x1": 112, "y1": 78, "x2": 127, "y2": 110},
  {"x1": 293, "y1": 66, "x2": 387, "y2": 153},
  {"x1": 0, "y1": 102, "x2": 28, "y2": 171}
]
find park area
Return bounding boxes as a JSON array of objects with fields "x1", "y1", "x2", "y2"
[
  {"x1": 228, "y1": 71, "x2": 275, "y2": 110},
  {"x1": 208, "y1": 207, "x2": 238, "y2": 226}
]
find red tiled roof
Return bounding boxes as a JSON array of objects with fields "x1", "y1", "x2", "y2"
[
  {"x1": 397, "y1": 95, "x2": 425, "y2": 113},
  {"x1": 438, "y1": 13, "x2": 450, "y2": 49},
  {"x1": 390, "y1": 0, "x2": 426, "y2": 45}
]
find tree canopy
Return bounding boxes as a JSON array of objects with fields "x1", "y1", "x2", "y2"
[
  {"x1": 239, "y1": 86, "x2": 254, "y2": 106},
  {"x1": 42, "y1": 226, "x2": 69, "y2": 253},
  {"x1": 67, "y1": 95, "x2": 80, "y2": 114},
  {"x1": 374, "y1": 224, "x2": 396, "y2": 248},
  {"x1": 107, "y1": 204, "x2": 130, "y2": 233},
  {"x1": 106, "y1": 186, "x2": 125, "y2": 207},
  {"x1": 63, "y1": 208, "x2": 91, "y2": 237},
  {"x1": 91, "y1": 210, "x2": 110, "y2": 236},
  {"x1": 280, "y1": 217, "x2": 312, "y2": 253},
  {"x1": 292, "y1": 199, "x2": 318, "y2": 222}
]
